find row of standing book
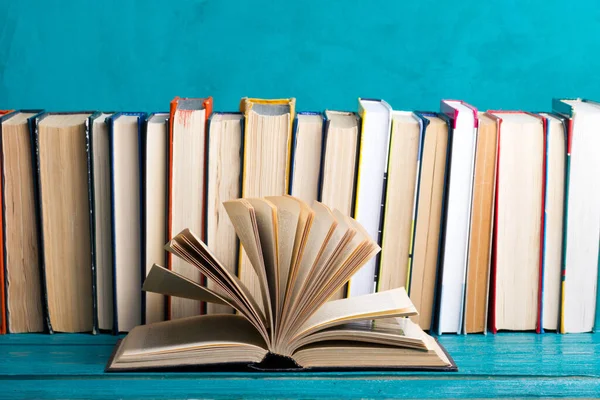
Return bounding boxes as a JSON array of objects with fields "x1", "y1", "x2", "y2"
[{"x1": 0, "y1": 97, "x2": 598, "y2": 335}]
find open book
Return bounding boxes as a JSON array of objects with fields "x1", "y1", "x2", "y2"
[{"x1": 106, "y1": 196, "x2": 456, "y2": 371}]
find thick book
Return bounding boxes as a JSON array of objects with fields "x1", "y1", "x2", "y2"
[
  {"x1": 463, "y1": 113, "x2": 498, "y2": 334},
  {"x1": 348, "y1": 98, "x2": 392, "y2": 298},
  {"x1": 0, "y1": 110, "x2": 44, "y2": 333},
  {"x1": 552, "y1": 99, "x2": 600, "y2": 333},
  {"x1": 167, "y1": 97, "x2": 213, "y2": 319},
  {"x1": 436, "y1": 100, "x2": 478, "y2": 335},
  {"x1": 89, "y1": 112, "x2": 115, "y2": 332},
  {"x1": 108, "y1": 112, "x2": 146, "y2": 333},
  {"x1": 205, "y1": 112, "x2": 244, "y2": 314},
  {"x1": 378, "y1": 111, "x2": 422, "y2": 294},
  {"x1": 106, "y1": 196, "x2": 456, "y2": 372},
  {"x1": 487, "y1": 111, "x2": 545, "y2": 333},
  {"x1": 289, "y1": 112, "x2": 324, "y2": 204},
  {"x1": 408, "y1": 112, "x2": 451, "y2": 331},
  {"x1": 538, "y1": 113, "x2": 567, "y2": 332},
  {"x1": 238, "y1": 98, "x2": 296, "y2": 308},
  {"x1": 35, "y1": 112, "x2": 95, "y2": 333},
  {"x1": 143, "y1": 113, "x2": 169, "y2": 324}
]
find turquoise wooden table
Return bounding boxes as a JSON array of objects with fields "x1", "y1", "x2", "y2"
[{"x1": 0, "y1": 333, "x2": 598, "y2": 399}]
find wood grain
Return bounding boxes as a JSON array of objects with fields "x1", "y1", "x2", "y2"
[{"x1": 0, "y1": 333, "x2": 599, "y2": 398}]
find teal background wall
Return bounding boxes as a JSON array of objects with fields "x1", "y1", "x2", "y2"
[{"x1": 0, "y1": 0, "x2": 598, "y2": 112}]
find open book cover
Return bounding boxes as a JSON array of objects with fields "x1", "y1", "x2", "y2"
[{"x1": 106, "y1": 196, "x2": 456, "y2": 372}]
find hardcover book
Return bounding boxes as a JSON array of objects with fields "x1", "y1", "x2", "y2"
[
  {"x1": 407, "y1": 112, "x2": 451, "y2": 330},
  {"x1": 89, "y1": 112, "x2": 115, "y2": 332},
  {"x1": 205, "y1": 112, "x2": 244, "y2": 314},
  {"x1": 167, "y1": 97, "x2": 213, "y2": 319},
  {"x1": 108, "y1": 112, "x2": 146, "y2": 333},
  {"x1": 552, "y1": 99, "x2": 600, "y2": 333},
  {"x1": 0, "y1": 110, "x2": 45, "y2": 333},
  {"x1": 143, "y1": 113, "x2": 169, "y2": 324},
  {"x1": 436, "y1": 100, "x2": 478, "y2": 335},
  {"x1": 35, "y1": 112, "x2": 96, "y2": 333},
  {"x1": 487, "y1": 111, "x2": 545, "y2": 333},
  {"x1": 348, "y1": 99, "x2": 392, "y2": 298},
  {"x1": 106, "y1": 196, "x2": 455, "y2": 372}
]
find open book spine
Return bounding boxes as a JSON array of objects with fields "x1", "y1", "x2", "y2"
[
  {"x1": 34, "y1": 111, "x2": 96, "y2": 334},
  {"x1": 166, "y1": 97, "x2": 213, "y2": 319},
  {"x1": 108, "y1": 112, "x2": 146, "y2": 334},
  {"x1": 413, "y1": 111, "x2": 453, "y2": 333}
]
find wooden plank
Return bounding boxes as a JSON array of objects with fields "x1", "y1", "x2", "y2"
[
  {"x1": 0, "y1": 333, "x2": 120, "y2": 345},
  {"x1": 0, "y1": 333, "x2": 599, "y2": 398},
  {"x1": 1, "y1": 377, "x2": 600, "y2": 399},
  {"x1": 1, "y1": 333, "x2": 599, "y2": 378}
]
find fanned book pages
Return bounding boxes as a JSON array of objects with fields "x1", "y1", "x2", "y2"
[
  {"x1": 0, "y1": 111, "x2": 44, "y2": 333},
  {"x1": 106, "y1": 196, "x2": 455, "y2": 372}
]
